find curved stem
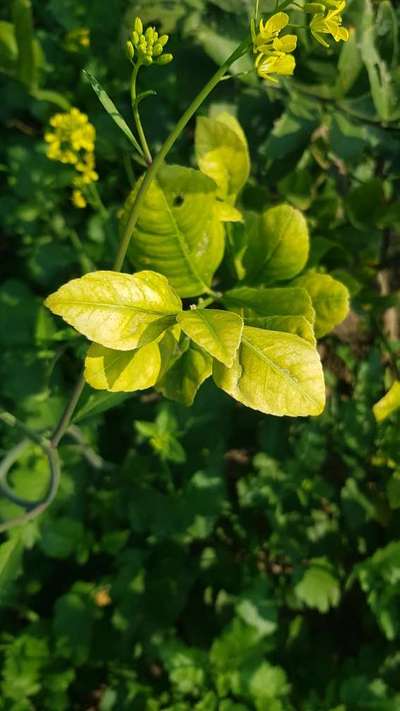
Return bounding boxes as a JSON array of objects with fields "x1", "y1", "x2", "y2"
[
  {"x1": 0, "y1": 446, "x2": 61, "y2": 533},
  {"x1": 131, "y1": 63, "x2": 153, "y2": 165}
]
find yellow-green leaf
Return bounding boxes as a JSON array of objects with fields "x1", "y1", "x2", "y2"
[
  {"x1": 127, "y1": 164, "x2": 225, "y2": 297},
  {"x1": 195, "y1": 112, "x2": 250, "y2": 203},
  {"x1": 84, "y1": 342, "x2": 161, "y2": 392},
  {"x1": 177, "y1": 309, "x2": 243, "y2": 367},
  {"x1": 45, "y1": 270, "x2": 182, "y2": 351},
  {"x1": 373, "y1": 381, "x2": 400, "y2": 423},
  {"x1": 223, "y1": 286, "x2": 315, "y2": 343},
  {"x1": 244, "y1": 205, "x2": 309, "y2": 283},
  {"x1": 213, "y1": 326, "x2": 325, "y2": 417},
  {"x1": 158, "y1": 342, "x2": 212, "y2": 406},
  {"x1": 214, "y1": 201, "x2": 243, "y2": 223},
  {"x1": 223, "y1": 286, "x2": 315, "y2": 323},
  {"x1": 294, "y1": 272, "x2": 350, "y2": 337}
]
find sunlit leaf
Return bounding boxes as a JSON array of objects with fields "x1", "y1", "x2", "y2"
[
  {"x1": 213, "y1": 325, "x2": 325, "y2": 417},
  {"x1": 373, "y1": 381, "x2": 400, "y2": 423},
  {"x1": 126, "y1": 165, "x2": 225, "y2": 297},
  {"x1": 243, "y1": 205, "x2": 309, "y2": 283},
  {"x1": 294, "y1": 272, "x2": 350, "y2": 338},
  {"x1": 177, "y1": 308, "x2": 243, "y2": 367},
  {"x1": 195, "y1": 112, "x2": 250, "y2": 203},
  {"x1": 45, "y1": 270, "x2": 182, "y2": 350},
  {"x1": 85, "y1": 342, "x2": 161, "y2": 393}
]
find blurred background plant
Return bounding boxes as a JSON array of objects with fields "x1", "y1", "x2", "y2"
[{"x1": 0, "y1": 0, "x2": 400, "y2": 708}]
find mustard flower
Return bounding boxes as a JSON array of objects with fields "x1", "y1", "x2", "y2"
[{"x1": 310, "y1": 2, "x2": 349, "y2": 47}]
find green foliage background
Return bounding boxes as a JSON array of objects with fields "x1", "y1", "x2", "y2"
[{"x1": 1, "y1": 0, "x2": 400, "y2": 708}]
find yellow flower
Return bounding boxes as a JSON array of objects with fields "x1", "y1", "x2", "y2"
[
  {"x1": 310, "y1": 2, "x2": 349, "y2": 47},
  {"x1": 256, "y1": 52, "x2": 296, "y2": 83},
  {"x1": 253, "y1": 12, "x2": 297, "y2": 55},
  {"x1": 45, "y1": 108, "x2": 99, "y2": 208},
  {"x1": 72, "y1": 190, "x2": 87, "y2": 209},
  {"x1": 252, "y1": 12, "x2": 297, "y2": 84}
]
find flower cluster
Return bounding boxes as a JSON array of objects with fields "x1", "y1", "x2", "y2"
[
  {"x1": 126, "y1": 17, "x2": 173, "y2": 67},
  {"x1": 307, "y1": 1, "x2": 349, "y2": 48},
  {"x1": 253, "y1": 1, "x2": 349, "y2": 84},
  {"x1": 252, "y1": 12, "x2": 297, "y2": 83},
  {"x1": 44, "y1": 108, "x2": 98, "y2": 209}
]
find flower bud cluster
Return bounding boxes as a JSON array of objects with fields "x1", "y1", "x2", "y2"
[{"x1": 126, "y1": 17, "x2": 173, "y2": 67}]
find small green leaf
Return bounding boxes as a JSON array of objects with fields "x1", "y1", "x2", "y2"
[
  {"x1": 45, "y1": 270, "x2": 182, "y2": 351},
  {"x1": 85, "y1": 342, "x2": 161, "y2": 392},
  {"x1": 195, "y1": 113, "x2": 250, "y2": 203},
  {"x1": 177, "y1": 309, "x2": 243, "y2": 367},
  {"x1": 158, "y1": 342, "x2": 212, "y2": 406},
  {"x1": 244, "y1": 205, "x2": 309, "y2": 283},
  {"x1": 127, "y1": 165, "x2": 225, "y2": 297},
  {"x1": 295, "y1": 558, "x2": 340, "y2": 613},
  {"x1": 373, "y1": 381, "x2": 400, "y2": 422},
  {"x1": 213, "y1": 326, "x2": 325, "y2": 417},
  {"x1": 12, "y1": 0, "x2": 38, "y2": 89},
  {"x1": 294, "y1": 272, "x2": 350, "y2": 338},
  {"x1": 83, "y1": 70, "x2": 145, "y2": 156}
]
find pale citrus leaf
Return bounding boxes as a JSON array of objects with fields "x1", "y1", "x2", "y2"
[
  {"x1": 84, "y1": 342, "x2": 161, "y2": 392},
  {"x1": 213, "y1": 325, "x2": 325, "y2": 417},
  {"x1": 195, "y1": 112, "x2": 250, "y2": 202},
  {"x1": 244, "y1": 205, "x2": 309, "y2": 283},
  {"x1": 177, "y1": 309, "x2": 243, "y2": 367},
  {"x1": 126, "y1": 164, "x2": 225, "y2": 297},
  {"x1": 45, "y1": 270, "x2": 182, "y2": 351},
  {"x1": 373, "y1": 381, "x2": 400, "y2": 423},
  {"x1": 223, "y1": 286, "x2": 315, "y2": 323},
  {"x1": 294, "y1": 271, "x2": 350, "y2": 337}
]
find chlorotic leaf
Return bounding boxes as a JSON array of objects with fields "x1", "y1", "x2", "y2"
[
  {"x1": 214, "y1": 201, "x2": 243, "y2": 223},
  {"x1": 127, "y1": 164, "x2": 225, "y2": 297},
  {"x1": 294, "y1": 271, "x2": 350, "y2": 337},
  {"x1": 373, "y1": 381, "x2": 400, "y2": 423},
  {"x1": 223, "y1": 286, "x2": 315, "y2": 323},
  {"x1": 213, "y1": 326, "x2": 325, "y2": 417},
  {"x1": 177, "y1": 309, "x2": 243, "y2": 367},
  {"x1": 45, "y1": 270, "x2": 182, "y2": 351},
  {"x1": 158, "y1": 342, "x2": 212, "y2": 406},
  {"x1": 195, "y1": 113, "x2": 250, "y2": 203},
  {"x1": 223, "y1": 286, "x2": 315, "y2": 343},
  {"x1": 84, "y1": 342, "x2": 161, "y2": 392},
  {"x1": 244, "y1": 205, "x2": 309, "y2": 283}
]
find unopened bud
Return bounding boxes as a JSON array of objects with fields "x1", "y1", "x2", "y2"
[
  {"x1": 134, "y1": 17, "x2": 143, "y2": 35},
  {"x1": 159, "y1": 34, "x2": 169, "y2": 47},
  {"x1": 131, "y1": 30, "x2": 139, "y2": 45},
  {"x1": 304, "y1": 2, "x2": 326, "y2": 12},
  {"x1": 145, "y1": 27, "x2": 154, "y2": 42},
  {"x1": 153, "y1": 43, "x2": 163, "y2": 57},
  {"x1": 157, "y1": 53, "x2": 173, "y2": 65},
  {"x1": 126, "y1": 41, "x2": 134, "y2": 59}
]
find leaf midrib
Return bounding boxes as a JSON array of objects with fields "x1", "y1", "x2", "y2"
[
  {"x1": 157, "y1": 181, "x2": 210, "y2": 293},
  {"x1": 53, "y1": 299, "x2": 174, "y2": 317}
]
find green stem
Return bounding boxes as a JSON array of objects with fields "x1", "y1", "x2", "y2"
[
  {"x1": 67, "y1": 229, "x2": 94, "y2": 273},
  {"x1": 131, "y1": 63, "x2": 153, "y2": 165},
  {"x1": 50, "y1": 374, "x2": 86, "y2": 448},
  {"x1": 114, "y1": 39, "x2": 249, "y2": 272},
  {"x1": 0, "y1": 39, "x2": 250, "y2": 530},
  {"x1": 0, "y1": 411, "x2": 50, "y2": 450}
]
